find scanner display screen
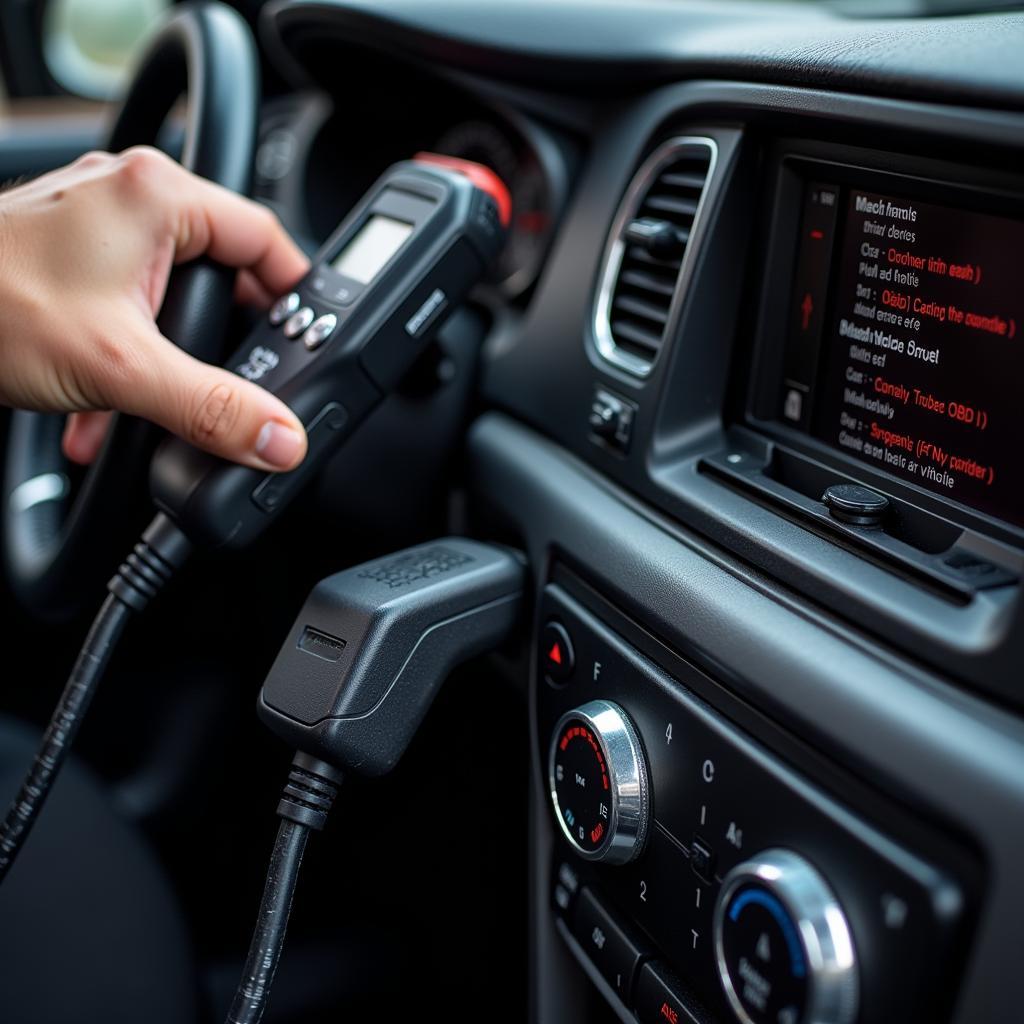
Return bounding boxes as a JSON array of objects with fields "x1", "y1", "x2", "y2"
[{"x1": 331, "y1": 215, "x2": 414, "y2": 285}]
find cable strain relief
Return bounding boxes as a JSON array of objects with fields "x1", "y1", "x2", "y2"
[
  {"x1": 107, "y1": 513, "x2": 192, "y2": 612},
  {"x1": 277, "y1": 752, "x2": 343, "y2": 831},
  {"x1": 291, "y1": 751, "x2": 345, "y2": 787}
]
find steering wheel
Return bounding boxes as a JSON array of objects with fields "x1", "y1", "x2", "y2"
[{"x1": 2, "y1": 2, "x2": 258, "y2": 620}]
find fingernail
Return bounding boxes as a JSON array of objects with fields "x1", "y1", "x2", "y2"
[{"x1": 255, "y1": 421, "x2": 304, "y2": 469}]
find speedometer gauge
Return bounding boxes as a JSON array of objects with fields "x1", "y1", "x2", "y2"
[{"x1": 434, "y1": 119, "x2": 555, "y2": 296}]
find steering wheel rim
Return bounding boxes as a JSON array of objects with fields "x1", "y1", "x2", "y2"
[{"x1": 3, "y1": 1, "x2": 259, "y2": 620}]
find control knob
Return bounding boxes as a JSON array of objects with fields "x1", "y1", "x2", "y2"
[
  {"x1": 548, "y1": 700, "x2": 649, "y2": 864},
  {"x1": 713, "y1": 849, "x2": 858, "y2": 1024}
]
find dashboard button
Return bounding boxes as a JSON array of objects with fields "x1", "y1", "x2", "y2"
[
  {"x1": 303, "y1": 313, "x2": 338, "y2": 351},
  {"x1": 589, "y1": 387, "x2": 636, "y2": 452},
  {"x1": 553, "y1": 881, "x2": 572, "y2": 913},
  {"x1": 690, "y1": 836, "x2": 715, "y2": 884},
  {"x1": 558, "y1": 860, "x2": 580, "y2": 896},
  {"x1": 553, "y1": 861, "x2": 580, "y2": 919},
  {"x1": 822, "y1": 483, "x2": 889, "y2": 526},
  {"x1": 635, "y1": 962, "x2": 708, "y2": 1024},
  {"x1": 573, "y1": 887, "x2": 649, "y2": 1004},
  {"x1": 541, "y1": 621, "x2": 575, "y2": 683},
  {"x1": 269, "y1": 291, "x2": 300, "y2": 325},
  {"x1": 283, "y1": 306, "x2": 315, "y2": 339}
]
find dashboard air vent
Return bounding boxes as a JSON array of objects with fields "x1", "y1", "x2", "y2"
[{"x1": 594, "y1": 138, "x2": 716, "y2": 377}]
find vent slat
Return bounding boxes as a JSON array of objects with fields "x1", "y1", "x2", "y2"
[
  {"x1": 659, "y1": 170, "x2": 708, "y2": 190},
  {"x1": 597, "y1": 140, "x2": 713, "y2": 375},
  {"x1": 643, "y1": 194, "x2": 699, "y2": 219},
  {"x1": 613, "y1": 294, "x2": 670, "y2": 327},
  {"x1": 609, "y1": 319, "x2": 663, "y2": 354},
  {"x1": 618, "y1": 268, "x2": 677, "y2": 298}
]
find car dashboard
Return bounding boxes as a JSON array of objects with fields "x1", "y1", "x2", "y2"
[
  {"x1": 242, "y1": 3, "x2": 1024, "y2": 1022},
  {"x1": 6, "y1": 1, "x2": 1024, "y2": 1022}
]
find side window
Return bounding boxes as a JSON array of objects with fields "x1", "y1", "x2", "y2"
[{"x1": 42, "y1": 0, "x2": 170, "y2": 99}]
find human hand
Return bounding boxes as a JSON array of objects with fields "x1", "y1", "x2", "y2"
[{"x1": 0, "y1": 147, "x2": 310, "y2": 470}]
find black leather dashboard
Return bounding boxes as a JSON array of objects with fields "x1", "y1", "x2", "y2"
[{"x1": 266, "y1": 0, "x2": 1024, "y2": 107}]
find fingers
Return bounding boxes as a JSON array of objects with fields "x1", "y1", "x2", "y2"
[
  {"x1": 234, "y1": 268, "x2": 274, "y2": 310},
  {"x1": 62, "y1": 411, "x2": 113, "y2": 465},
  {"x1": 165, "y1": 161, "x2": 311, "y2": 298},
  {"x1": 93, "y1": 315, "x2": 308, "y2": 471},
  {"x1": 159, "y1": 348, "x2": 308, "y2": 470},
  {"x1": 101, "y1": 148, "x2": 309, "y2": 302}
]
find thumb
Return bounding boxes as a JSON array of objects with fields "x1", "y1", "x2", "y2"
[{"x1": 100, "y1": 325, "x2": 308, "y2": 471}]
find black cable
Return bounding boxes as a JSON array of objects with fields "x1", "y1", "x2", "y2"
[
  {"x1": 227, "y1": 754, "x2": 342, "y2": 1024},
  {"x1": 0, "y1": 513, "x2": 190, "y2": 885},
  {"x1": 227, "y1": 819, "x2": 310, "y2": 1024},
  {"x1": 0, "y1": 593, "x2": 130, "y2": 882}
]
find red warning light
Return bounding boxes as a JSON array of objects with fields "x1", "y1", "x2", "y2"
[
  {"x1": 548, "y1": 642, "x2": 563, "y2": 666},
  {"x1": 590, "y1": 822, "x2": 605, "y2": 844},
  {"x1": 800, "y1": 292, "x2": 814, "y2": 331},
  {"x1": 809, "y1": 229, "x2": 824, "y2": 240}
]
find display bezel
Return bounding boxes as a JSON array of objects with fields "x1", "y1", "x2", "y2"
[
  {"x1": 746, "y1": 145, "x2": 1024, "y2": 548},
  {"x1": 310, "y1": 186, "x2": 439, "y2": 309}
]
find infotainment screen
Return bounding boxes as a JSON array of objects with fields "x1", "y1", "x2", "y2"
[{"x1": 779, "y1": 177, "x2": 1024, "y2": 528}]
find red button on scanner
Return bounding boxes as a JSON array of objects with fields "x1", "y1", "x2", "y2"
[{"x1": 413, "y1": 151, "x2": 512, "y2": 228}]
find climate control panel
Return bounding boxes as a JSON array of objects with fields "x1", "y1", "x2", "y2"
[{"x1": 537, "y1": 577, "x2": 974, "y2": 1024}]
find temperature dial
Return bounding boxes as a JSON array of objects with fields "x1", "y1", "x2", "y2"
[
  {"x1": 548, "y1": 700, "x2": 649, "y2": 864},
  {"x1": 713, "y1": 849, "x2": 858, "y2": 1024}
]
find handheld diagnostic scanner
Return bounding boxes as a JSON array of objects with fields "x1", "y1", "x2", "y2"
[{"x1": 150, "y1": 155, "x2": 510, "y2": 548}]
